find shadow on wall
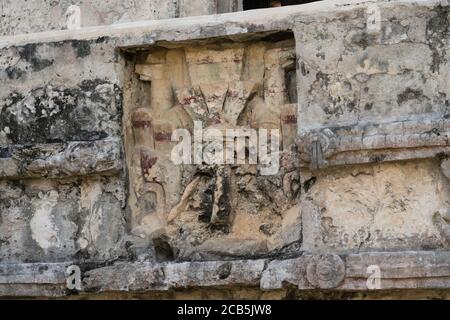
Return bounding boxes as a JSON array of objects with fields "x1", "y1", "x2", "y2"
[{"x1": 243, "y1": 0, "x2": 321, "y2": 10}]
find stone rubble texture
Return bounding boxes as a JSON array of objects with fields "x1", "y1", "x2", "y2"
[{"x1": 0, "y1": 0, "x2": 449, "y2": 299}]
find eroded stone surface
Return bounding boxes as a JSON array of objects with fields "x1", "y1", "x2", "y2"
[
  {"x1": 0, "y1": 176, "x2": 127, "y2": 263},
  {"x1": 124, "y1": 36, "x2": 301, "y2": 261},
  {"x1": 0, "y1": 0, "x2": 449, "y2": 298},
  {"x1": 302, "y1": 159, "x2": 450, "y2": 252},
  {"x1": 0, "y1": 0, "x2": 179, "y2": 37}
]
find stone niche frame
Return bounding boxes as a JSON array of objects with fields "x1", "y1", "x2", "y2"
[{"x1": 122, "y1": 31, "x2": 303, "y2": 262}]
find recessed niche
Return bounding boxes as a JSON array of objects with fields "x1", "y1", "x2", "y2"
[{"x1": 122, "y1": 32, "x2": 300, "y2": 260}]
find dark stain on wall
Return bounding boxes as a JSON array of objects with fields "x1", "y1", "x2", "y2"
[
  {"x1": 426, "y1": 5, "x2": 449, "y2": 73},
  {"x1": 71, "y1": 40, "x2": 92, "y2": 58},
  {"x1": 18, "y1": 43, "x2": 54, "y2": 72},
  {"x1": 0, "y1": 79, "x2": 120, "y2": 144}
]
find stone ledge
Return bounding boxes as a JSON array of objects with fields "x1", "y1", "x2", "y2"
[
  {"x1": 0, "y1": 138, "x2": 122, "y2": 179},
  {"x1": 2, "y1": 251, "x2": 450, "y2": 297},
  {"x1": 0, "y1": 0, "x2": 442, "y2": 49},
  {"x1": 297, "y1": 117, "x2": 450, "y2": 169}
]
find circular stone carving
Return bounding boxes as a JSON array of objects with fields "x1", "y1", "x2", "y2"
[
  {"x1": 297, "y1": 129, "x2": 336, "y2": 162},
  {"x1": 306, "y1": 254, "x2": 345, "y2": 289}
]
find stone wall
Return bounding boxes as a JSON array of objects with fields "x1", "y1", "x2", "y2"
[
  {"x1": 0, "y1": 0, "x2": 179, "y2": 37},
  {"x1": 0, "y1": 0, "x2": 449, "y2": 298},
  {"x1": 0, "y1": 0, "x2": 247, "y2": 37}
]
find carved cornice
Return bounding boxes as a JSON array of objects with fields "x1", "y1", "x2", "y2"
[
  {"x1": 297, "y1": 117, "x2": 449, "y2": 170},
  {"x1": 0, "y1": 139, "x2": 122, "y2": 179},
  {"x1": 2, "y1": 251, "x2": 450, "y2": 297}
]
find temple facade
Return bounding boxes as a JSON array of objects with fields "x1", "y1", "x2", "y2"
[{"x1": 0, "y1": 0, "x2": 449, "y2": 299}]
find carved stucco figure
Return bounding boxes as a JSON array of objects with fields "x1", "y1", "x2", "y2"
[{"x1": 125, "y1": 38, "x2": 301, "y2": 260}]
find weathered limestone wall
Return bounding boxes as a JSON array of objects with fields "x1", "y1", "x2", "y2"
[
  {"x1": 0, "y1": 0, "x2": 179, "y2": 37},
  {"x1": 0, "y1": 35, "x2": 127, "y2": 264},
  {"x1": 0, "y1": 0, "x2": 449, "y2": 298},
  {"x1": 0, "y1": 0, "x2": 244, "y2": 37}
]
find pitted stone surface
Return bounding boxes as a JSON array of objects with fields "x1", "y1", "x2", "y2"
[
  {"x1": 0, "y1": 0, "x2": 449, "y2": 298},
  {"x1": 0, "y1": 0, "x2": 179, "y2": 37}
]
